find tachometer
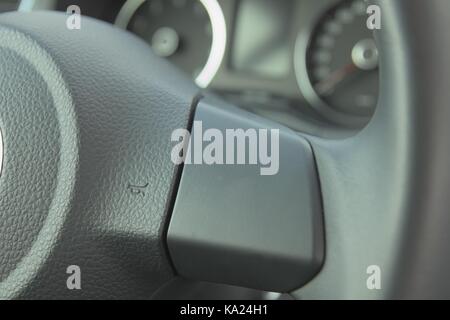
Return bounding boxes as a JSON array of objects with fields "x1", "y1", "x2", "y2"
[{"x1": 115, "y1": 0, "x2": 226, "y2": 88}]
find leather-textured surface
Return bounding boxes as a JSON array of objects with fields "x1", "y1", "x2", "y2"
[
  {"x1": 0, "y1": 46, "x2": 62, "y2": 283},
  {"x1": 0, "y1": 12, "x2": 198, "y2": 299}
]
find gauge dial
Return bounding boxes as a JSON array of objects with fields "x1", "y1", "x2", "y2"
[
  {"x1": 116, "y1": 0, "x2": 226, "y2": 88},
  {"x1": 301, "y1": 0, "x2": 379, "y2": 118}
]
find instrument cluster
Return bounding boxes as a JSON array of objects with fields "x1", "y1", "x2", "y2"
[{"x1": 15, "y1": 0, "x2": 379, "y2": 130}]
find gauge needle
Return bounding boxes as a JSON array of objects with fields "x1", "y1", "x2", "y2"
[{"x1": 315, "y1": 63, "x2": 358, "y2": 96}]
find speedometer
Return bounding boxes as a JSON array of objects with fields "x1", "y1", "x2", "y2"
[
  {"x1": 295, "y1": 0, "x2": 379, "y2": 124},
  {"x1": 115, "y1": 0, "x2": 226, "y2": 88}
]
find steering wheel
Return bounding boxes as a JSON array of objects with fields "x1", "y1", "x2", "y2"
[{"x1": 1, "y1": 0, "x2": 450, "y2": 299}]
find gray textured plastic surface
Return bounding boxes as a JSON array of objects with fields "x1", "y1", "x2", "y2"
[{"x1": 168, "y1": 100, "x2": 324, "y2": 293}]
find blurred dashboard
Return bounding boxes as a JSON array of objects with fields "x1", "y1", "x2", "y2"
[
  {"x1": 0, "y1": 0, "x2": 19, "y2": 11},
  {"x1": 5, "y1": 0, "x2": 379, "y2": 134}
]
